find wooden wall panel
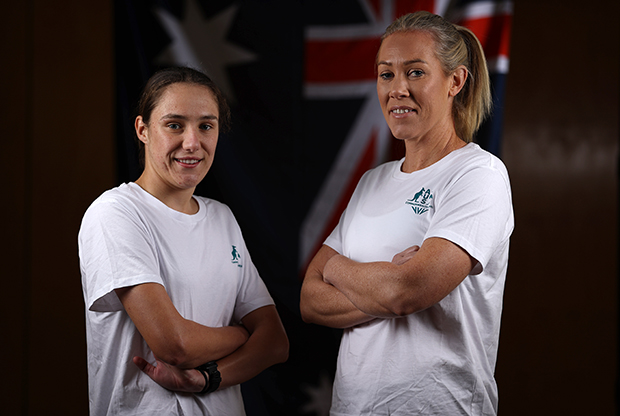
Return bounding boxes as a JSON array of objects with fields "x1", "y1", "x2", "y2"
[
  {"x1": 496, "y1": 1, "x2": 618, "y2": 415},
  {"x1": 0, "y1": 1, "x2": 114, "y2": 414},
  {"x1": 1, "y1": 2, "x2": 29, "y2": 415}
]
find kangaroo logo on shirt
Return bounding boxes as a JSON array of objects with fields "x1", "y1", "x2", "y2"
[
  {"x1": 406, "y1": 188, "x2": 434, "y2": 215},
  {"x1": 231, "y1": 245, "x2": 242, "y2": 267}
]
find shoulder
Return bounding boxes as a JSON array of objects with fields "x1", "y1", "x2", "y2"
[
  {"x1": 455, "y1": 144, "x2": 509, "y2": 175},
  {"x1": 447, "y1": 144, "x2": 511, "y2": 191},
  {"x1": 86, "y1": 183, "x2": 138, "y2": 215},
  {"x1": 80, "y1": 183, "x2": 155, "y2": 236}
]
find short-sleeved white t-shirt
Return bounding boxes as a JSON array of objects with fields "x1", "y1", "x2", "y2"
[
  {"x1": 325, "y1": 143, "x2": 514, "y2": 415},
  {"x1": 79, "y1": 183, "x2": 274, "y2": 416}
]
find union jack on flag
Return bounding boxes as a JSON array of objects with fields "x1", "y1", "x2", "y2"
[{"x1": 300, "y1": 0, "x2": 513, "y2": 274}]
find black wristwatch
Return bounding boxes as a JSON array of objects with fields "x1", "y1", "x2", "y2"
[{"x1": 195, "y1": 361, "x2": 221, "y2": 394}]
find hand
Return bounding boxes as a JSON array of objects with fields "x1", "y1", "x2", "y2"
[
  {"x1": 391, "y1": 245, "x2": 420, "y2": 265},
  {"x1": 133, "y1": 356, "x2": 205, "y2": 393}
]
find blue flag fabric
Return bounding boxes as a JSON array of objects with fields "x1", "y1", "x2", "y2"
[{"x1": 114, "y1": 1, "x2": 512, "y2": 414}]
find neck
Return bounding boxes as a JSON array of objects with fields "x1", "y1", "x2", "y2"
[
  {"x1": 135, "y1": 175, "x2": 198, "y2": 215},
  {"x1": 401, "y1": 128, "x2": 465, "y2": 173}
]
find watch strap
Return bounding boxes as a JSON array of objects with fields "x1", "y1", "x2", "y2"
[{"x1": 195, "y1": 361, "x2": 221, "y2": 394}]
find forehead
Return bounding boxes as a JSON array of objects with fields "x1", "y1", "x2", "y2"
[
  {"x1": 377, "y1": 30, "x2": 439, "y2": 64},
  {"x1": 154, "y1": 82, "x2": 218, "y2": 115}
]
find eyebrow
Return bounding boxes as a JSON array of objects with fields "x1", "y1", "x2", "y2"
[
  {"x1": 377, "y1": 59, "x2": 428, "y2": 67},
  {"x1": 160, "y1": 114, "x2": 218, "y2": 121}
]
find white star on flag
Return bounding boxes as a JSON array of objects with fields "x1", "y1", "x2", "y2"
[{"x1": 153, "y1": 0, "x2": 257, "y2": 103}]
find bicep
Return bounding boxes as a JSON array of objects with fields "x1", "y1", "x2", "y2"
[
  {"x1": 400, "y1": 237, "x2": 475, "y2": 310},
  {"x1": 115, "y1": 283, "x2": 186, "y2": 356}
]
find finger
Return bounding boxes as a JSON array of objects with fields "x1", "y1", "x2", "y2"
[
  {"x1": 133, "y1": 356, "x2": 154, "y2": 374},
  {"x1": 403, "y1": 245, "x2": 420, "y2": 254}
]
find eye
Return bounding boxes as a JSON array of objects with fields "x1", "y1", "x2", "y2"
[
  {"x1": 167, "y1": 122, "x2": 181, "y2": 130},
  {"x1": 408, "y1": 69, "x2": 424, "y2": 78},
  {"x1": 200, "y1": 123, "x2": 213, "y2": 131},
  {"x1": 379, "y1": 71, "x2": 393, "y2": 81}
]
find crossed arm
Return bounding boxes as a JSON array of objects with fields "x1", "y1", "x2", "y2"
[
  {"x1": 300, "y1": 237, "x2": 475, "y2": 328},
  {"x1": 116, "y1": 283, "x2": 288, "y2": 392}
]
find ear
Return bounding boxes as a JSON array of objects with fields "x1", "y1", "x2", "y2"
[
  {"x1": 135, "y1": 115, "x2": 148, "y2": 144},
  {"x1": 449, "y1": 65, "x2": 468, "y2": 97}
]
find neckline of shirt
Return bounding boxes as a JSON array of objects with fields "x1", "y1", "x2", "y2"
[{"x1": 126, "y1": 182, "x2": 208, "y2": 222}]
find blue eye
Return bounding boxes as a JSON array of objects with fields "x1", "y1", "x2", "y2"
[
  {"x1": 167, "y1": 123, "x2": 181, "y2": 130},
  {"x1": 200, "y1": 124, "x2": 213, "y2": 131},
  {"x1": 409, "y1": 70, "x2": 424, "y2": 77}
]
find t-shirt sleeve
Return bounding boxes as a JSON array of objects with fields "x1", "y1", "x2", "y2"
[
  {"x1": 78, "y1": 196, "x2": 164, "y2": 312},
  {"x1": 424, "y1": 164, "x2": 514, "y2": 275},
  {"x1": 223, "y1": 210, "x2": 274, "y2": 323},
  {"x1": 232, "y1": 248, "x2": 274, "y2": 323},
  {"x1": 324, "y1": 210, "x2": 346, "y2": 255}
]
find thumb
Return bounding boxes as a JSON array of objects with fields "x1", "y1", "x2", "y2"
[{"x1": 133, "y1": 356, "x2": 151, "y2": 372}]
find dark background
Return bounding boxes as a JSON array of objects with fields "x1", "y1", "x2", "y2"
[{"x1": 2, "y1": 0, "x2": 617, "y2": 415}]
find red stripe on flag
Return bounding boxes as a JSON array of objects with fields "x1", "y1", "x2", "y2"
[
  {"x1": 304, "y1": 38, "x2": 380, "y2": 83},
  {"x1": 368, "y1": 0, "x2": 382, "y2": 21},
  {"x1": 301, "y1": 131, "x2": 378, "y2": 278},
  {"x1": 457, "y1": 14, "x2": 512, "y2": 58},
  {"x1": 395, "y1": 0, "x2": 436, "y2": 17}
]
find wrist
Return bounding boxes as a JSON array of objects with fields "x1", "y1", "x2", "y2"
[{"x1": 195, "y1": 361, "x2": 221, "y2": 394}]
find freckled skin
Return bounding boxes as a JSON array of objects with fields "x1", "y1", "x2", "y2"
[{"x1": 376, "y1": 30, "x2": 467, "y2": 172}]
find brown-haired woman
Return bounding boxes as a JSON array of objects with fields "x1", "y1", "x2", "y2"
[{"x1": 79, "y1": 66, "x2": 288, "y2": 416}]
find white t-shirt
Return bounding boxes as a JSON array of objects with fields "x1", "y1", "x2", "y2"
[
  {"x1": 79, "y1": 183, "x2": 274, "y2": 416},
  {"x1": 325, "y1": 143, "x2": 514, "y2": 416}
]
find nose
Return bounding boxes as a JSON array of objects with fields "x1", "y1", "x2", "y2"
[
  {"x1": 389, "y1": 74, "x2": 409, "y2": 99},
  {"x1": 182, "y1": 128, "x2": 200, "y2": 152}
]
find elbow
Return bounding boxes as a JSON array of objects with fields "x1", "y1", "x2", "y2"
[
  {"x1": 299, "y1": 302, "x2": 324, "y2": 326},
  {"x1": 389, "y1": 303, "x2": 420, "y2": 317},
  {"x1": 151, "y1": 335, "x2": 193, "y2": 368},
  {"x1": 266, "y1": 330, "x2": 289, "y2": 366},
  {"x1": 275, "y1": 335, "x2": 290, "y2": 364},
  {"x1": 383, "y1": 290, "x2": 427, "y2": 317},
  {"x1": 299, "y1": 297, "x2": 316, "y2": 325}
]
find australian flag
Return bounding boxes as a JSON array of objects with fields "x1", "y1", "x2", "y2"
[{"x1": 114, "y1": 1, "x2": 512, "y2": 414}]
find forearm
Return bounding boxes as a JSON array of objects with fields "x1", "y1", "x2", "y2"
[
  {"x1": 116, "y1": 283, "x2": 248, "y2": 368},
  {"x1": 131, "y1": 306, "x2": 287, "y2": 395},
  {"x1": 300, "y1": 271, "x2": 374, "y2": 328},
  {"x1": 169, "y1": 321, "x2": 249, "y2": 369},
  {"x1": 323, "y1": 238, "x2": 475, "y2": 317},
  {"x1": 323, "y1": 255, "x2": 410, "y2": 318},
  {"x1": 214, "y1": 306, "x2": 289, "y2": 389}
]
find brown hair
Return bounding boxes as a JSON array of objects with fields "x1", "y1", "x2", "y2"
[
  {"x1": 381, "y1": 11, "x2": 491, "y2": 142},
  {"x1": 135, "y1": 66, "x2": 231, "y2": 165}
]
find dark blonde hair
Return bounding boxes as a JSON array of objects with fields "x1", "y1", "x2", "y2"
[{"x1": 381, "y1": 11, "x2": 491, "y2": 142}]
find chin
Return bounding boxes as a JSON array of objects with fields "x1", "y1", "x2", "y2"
[{"x1": 390, "y1": 131, "x2": 415, "y2": 141}]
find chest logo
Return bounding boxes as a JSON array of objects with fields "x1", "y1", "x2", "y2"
[
  {"x1": 231, "y1": 245, "x2": 242, "y2": 267},
  {"x1": 406, "y1": 188, "x2": 434, "y2": 215}
]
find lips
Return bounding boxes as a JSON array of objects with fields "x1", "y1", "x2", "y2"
[
  {"x1": 175, "y1": 158, "x2": 202, "y2": 167},
  {"x1": 390, "y1": 106, "x2": 416, "y2": 118}
]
